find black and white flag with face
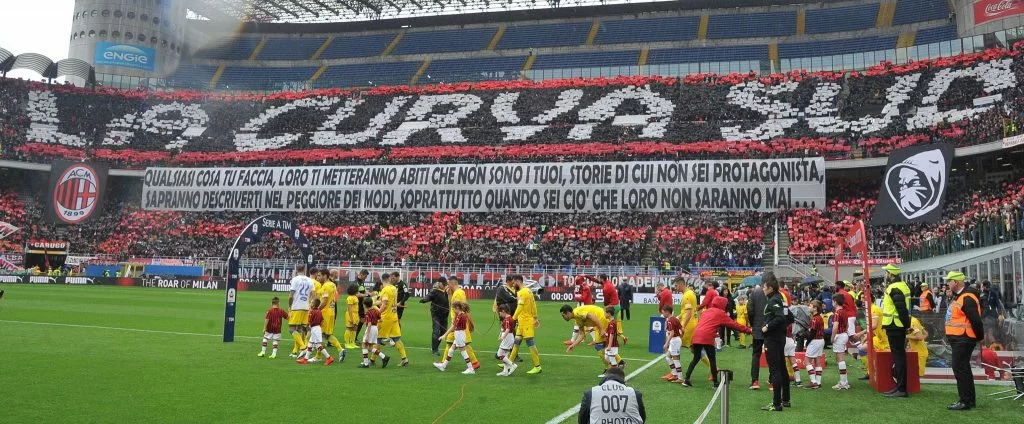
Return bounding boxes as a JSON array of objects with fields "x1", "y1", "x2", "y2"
[{"x1": 870, "y1": 143, "x2": 954, "y2": 226}]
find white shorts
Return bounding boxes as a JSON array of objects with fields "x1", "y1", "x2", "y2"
[
  {"x1": 308, "y1": 326, "x2": 323, "y2": 344},
  {"x1": 453, "y1": 330, "x2": 467, "y2": 348},
  {"x1": 806, "y1": 339, "x2": 825, "y2": 358},
  {"x1": 784, "y1": 337, "x2": 796, "y2": 357},
  {"x1": 668, "y1": 337, "x2": 682, "y2": 356},
  {"x1": 263, "y1": 332, "x2": 282, "y2": 341},
  {"x1": 363, "y1": 325, "x2": 378, "y2": 345},
  {"x1": 605, "y1": 347, "x2": 619, "y2": 361},
  {"x1": 832, "y1": 333, "x2": 849, "y2": 353},
  {"x1": 499, "y1": 333, "x2": 515, "y2": 351}
]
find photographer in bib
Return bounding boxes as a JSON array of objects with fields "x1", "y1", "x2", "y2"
[{"x1": 578, "y1": 366, "x2": 646, "y2": 424}]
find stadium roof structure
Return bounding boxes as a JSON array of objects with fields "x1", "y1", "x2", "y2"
[
  {"x1": 0, "y1": 47, "x2": 95, "y2": 86},
  {"x1": 186, "y1": 0, "x2": 805, "y2": 23}
]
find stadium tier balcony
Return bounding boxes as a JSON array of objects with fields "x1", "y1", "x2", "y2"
[
  {"x1": 423, "y1": 57, "x2": 527, "y2": 83},
  {"x1": 530, "y1": 51, "x2": 640, "y2": 70},
  {"x1": 193, "y1": 37, "x2": 263, "y2": 60},
  {"x1": 778, "y1": 36, "x2": 898, "y2": 59}
]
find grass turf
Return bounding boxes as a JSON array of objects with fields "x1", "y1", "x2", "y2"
[{"x1": 0, "y1": 285, "x2": 1015, "y2": 423}]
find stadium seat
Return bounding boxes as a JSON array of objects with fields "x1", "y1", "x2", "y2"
[
  {"x1": 530, "y1": 51, "x2": 639, "y2": 70},
  {"x1": 706, "y1": 11, "x2": 797, "y2": 39},
  {"x1": 594, "y1": 16, "x2": 700, "y2": 45},
  {"x1": 422, "y1": 56, "x2": 527, "y2": 83},
  {"x1": 498, "y1": 22, "x2": 593, "y2": 50},
  {"x1": 893, "y1": 0, "x2": 950, "y2": 25},
  {"x1": 320, "y1": 33, "x2": 399, "y2": 59},
  {"x1": 193, "y1": 37, "x2": 263, "y2": 60},
  {"x1": 257, "y1": 37, "x2": 328, "y2": 61},
  {"x1": 392, "y1": 28, "x2": 496, "y2": 55},
  {"x1": 805, "y1": 3, "x2": 880, "y2": 34}
]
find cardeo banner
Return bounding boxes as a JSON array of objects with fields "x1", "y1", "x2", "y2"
[
  {"x1": 45, "y1": 161, "x2": 108, "y2": 225},
  {"x1": 142, "y1": 159, "x2": 826, "y2": 213},
  {"x1": 94, "y1": 42, "x2": 155, "y2": 71},
  {"x1": 869, "y1": 143, "x2": 954, "y2": 225}
]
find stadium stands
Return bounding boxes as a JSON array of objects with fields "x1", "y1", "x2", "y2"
[
  {"x1": 706, "y1": 11, "x2": 797, "y2": 39},
  {"x1": 392, "y1": 28, "x2": 496, "y2": 55},
  {"x1": 315, "y1": 61, "x2": 423, "y2": 88},
  {"x1": 778, "y1": 36, "x2": 897, "y2": 58},
  {"x1": 593, "y1": 16, "x2": 700, "y2": 45},
  {"x1": 499, "y1": 22, "x2": 593, "y2": 50},
  {"x1": 319, "y1": 33, "x2": 397, "y2": 59},
  {"x1": 914, "y1": 25, "x2": 959, "y2": 46},
  {"x1": 530, "y1": 50, "x2": 639, "y2": 69},
  {"x1": 646, "y1": 45, "x2": 769, "y2": 65},
  {"x1": 215, "y1": 66, "x2": 320, "y2": 90},
  {"x1": 257, "y1": 37, "x2": 327, "y2": 61},
  {"x1": 892, "y1": 0, "x2": 951, "y2": 26},
  {"x1": 8, "y1": 44, "x2": 1024, "y2": 169},
  {"x1": 193, "y1": 37, "x2": 262, "y2": 60},
  {"x1": 804, "y1": 3, "x2": 880, "y2": 35},
  {"x1": 168, "y1": 0, "x2": 967, "y2": 91},
  {"x1": 424, "y1": 56, "x2": 526, "y2": 82}
]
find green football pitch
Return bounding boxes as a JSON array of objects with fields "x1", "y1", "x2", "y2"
[{"x1": 0, "y1": 285, "x2": 1017, "y2": 423}]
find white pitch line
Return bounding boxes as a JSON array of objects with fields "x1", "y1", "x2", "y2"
[
  {"x1": 0, "y1": 319, "x2": 650, "y2": 362},
  {"x1": 544, "y1": 353, "x2": 666, "y2": 424}
]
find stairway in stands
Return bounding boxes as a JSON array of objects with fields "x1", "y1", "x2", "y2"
[{"x1": 639, "y1": 225, "x2": 658, "y2": 267}]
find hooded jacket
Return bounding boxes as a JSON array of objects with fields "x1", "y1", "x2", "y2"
[{"x1": 692, "y1": 297, "x2": 751, "y2": 346}]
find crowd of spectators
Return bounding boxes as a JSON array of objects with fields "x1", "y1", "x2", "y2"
[
  {"x1": 1, "y1": 45, "x2": 1024, "y2": 168},
  {"x1": 0, "y1": 46, "x2": 1023, "y2": 266}
]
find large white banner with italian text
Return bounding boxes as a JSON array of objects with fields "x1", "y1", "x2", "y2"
[{"x1": 142, "y1": 158, "x2": 826, "y2": 213}]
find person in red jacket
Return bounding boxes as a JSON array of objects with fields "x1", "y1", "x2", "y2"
[
  {"x1": 656, "y1": 282, "x2": 673, "y2": 312},
  {"x1": 567, "y1": 275, "x2": 599, "y2": 345},
  {"x1": 601, "y1": 275, "x2": 620, "y2": 311},
  {"x1": 682, "y1": 296, "x2": 751, "y2": 388},
  {"x1": 698, "y1": 281, "x2": 719, "y2": 311}
]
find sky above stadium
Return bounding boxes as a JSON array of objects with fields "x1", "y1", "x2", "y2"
[{"x1": 0, "y1": 0, "x2": 75, "y2": 80}]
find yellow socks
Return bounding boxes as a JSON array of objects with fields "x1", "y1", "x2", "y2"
[
  {"x1": 510, "y1": 344, "x2": 520, "y2": 361},
  {"x1": 530, "y1": 346, "x2": 541, "y2": 367},
  {"x1": 395, "y1": 340, "x2": 408, "y2": 359},
  {"x1": 466, "y1": 346, "x2": 479, "y2": 364}
]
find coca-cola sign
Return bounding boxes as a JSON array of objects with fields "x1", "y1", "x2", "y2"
[{"x1": 974, "y1": 0, "x2": 1024, "y2": 24}]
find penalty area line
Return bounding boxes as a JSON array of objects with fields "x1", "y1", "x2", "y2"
[{"x1": 544, "y1": 353, "x2": 666, "y2": 424}]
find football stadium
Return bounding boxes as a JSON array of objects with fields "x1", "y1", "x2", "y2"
[{"x1": 2, "y1": 0, "x2": 1024, "y2": 422}]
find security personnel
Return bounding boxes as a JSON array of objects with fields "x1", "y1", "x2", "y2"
[
  {"x1": 419, "y1": 279, "x2": 449, "y2": 356},
  {"x1": 881, "y1": 264, "x2": 912, "y2": 398},
  {"x1": 760, "y1": 273, "x2": 791, "y2": 412},
  {"x1": 943, "y1": 271, "x2": 984, "y2": 411},
  {"x1": 578, "y1": 367, "x2": 646, "y2": 424},
  {"x1": 919, "y1": 283, "x2": 935, "y2": 312}
]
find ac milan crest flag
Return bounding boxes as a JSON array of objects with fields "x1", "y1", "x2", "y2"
[
  {"x1": 46, "y1": 161, "x2": 108, "y2": 225},
  {"x1": 870, "y1": 143, "x2": 954, "y2": 226}
]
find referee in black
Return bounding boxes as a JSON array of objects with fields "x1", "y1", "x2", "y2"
[{"x1": 760, "y1": 273, "x2": 791, "y2": 412}]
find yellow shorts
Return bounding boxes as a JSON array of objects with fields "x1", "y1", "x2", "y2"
[
  {"x1": 321, "y1": 311, "x2": 336, "y2": 335},
  {"x1": 378, "y1": 319, "x2": 401, "y2": 338},
  {"x1": 682, "y1": 324, "x2": 696, "y2": 348},
  {"x1": 288, "y1": 310, "x2": 309, "y2": 326},
  {"x1": 515, "y1": 319, "x2": 535, "y2": 339},
  {"x1": 345, "y1": 316, "x2": 359, "y2": 328}
]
